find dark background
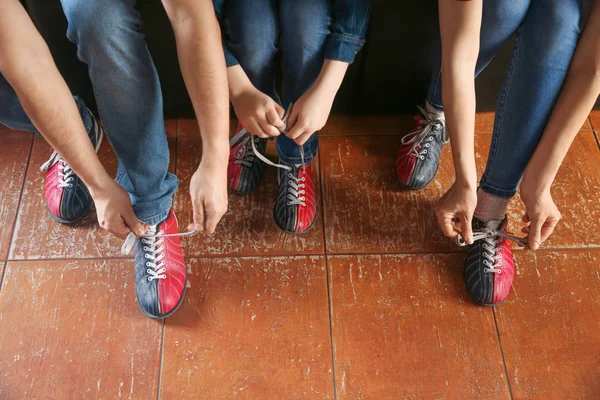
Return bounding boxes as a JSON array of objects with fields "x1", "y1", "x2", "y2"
[{"x1": 23, "y1": 0, "x2": 599, "y2": 118}]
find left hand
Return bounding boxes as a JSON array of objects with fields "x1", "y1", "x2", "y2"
[
  {"x1": 285, "y1": 83, "x2": 335, "y2": 146},
  {"x1": 188, "y1": 154, "x2": 228, "y2": 234},
  {"x1": 520, "y1": 184, "x2": 561, "y2": 250}
]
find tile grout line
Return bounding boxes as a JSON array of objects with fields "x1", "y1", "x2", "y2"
[
  {"x1": 6, "y1": 245, "x2": 600, "y2": 264},
  {"x1": 0, "y1": 137, "x2": 34, "y2": 295},
  {"x1": 492, "y1": 308, "x2": 514, "y2": 400},
  {"x1": 156, "y1": 318, "x2": 166, "y2": 400},
  {"x1": 156, "y1": 119, "x2": 178, "y2": 400},
  {"x1": 317, "y1": 148, "x2": 338, "y2": 399}
]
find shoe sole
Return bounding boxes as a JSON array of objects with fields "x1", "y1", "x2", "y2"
[
  {"x1": 138, "y1": 281, "x2": 188, "y2": 320},
  {"x1": 47, "y1": 125, "x2": 104, "y2": 224},
  {"x1": 273, "y1": 206, "x2": 318, "y2": 235}
]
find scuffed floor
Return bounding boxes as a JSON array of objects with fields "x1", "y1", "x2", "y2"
[{"x1": 0, "y1": 114, "x2": 599, "y2": 399}]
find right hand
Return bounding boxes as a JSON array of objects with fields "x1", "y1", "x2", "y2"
[
  {"x1": 90, "y1": 180, "x2": 146, "y2": 239},
  {"x1": 435, "y1": 182, "x2": 478, "y2": 244},
  {"x1": 231, "y1": 85, "x2": 285, "y2": 138}
]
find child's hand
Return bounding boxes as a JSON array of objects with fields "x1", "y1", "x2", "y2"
[
  {"x1": 231, "y1": 85, "x2": 285, "y2": 138},
  {"x1": 286, "y1": 84, "x2": 336, "y2": 145}
]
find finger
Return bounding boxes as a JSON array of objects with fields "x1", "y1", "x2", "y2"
[
  {"x1": 528, "y1": 217, "x2": 545, "y2": 250},
  {"x1": 540, "y1": 217, "x2": 560, "y2": 243},
  {"x1": 521, "y1": 226, "x2": 530, "y2": 234},
  {"x1": 266, "y1": 105, "x2": 285, "y2": 129},
  {"x1": 204, "y1": 210, "x2": 221, "y2": 235},
  {"x1": 248, "y1": 120, "x2": 270, "y2": 139},
  {"x1": 460, "y1": 213, "x2": 473, "y2": 245},
  {"x1": 122, "y1": 208, "x2": 146, "y2": 237},
  {"x1": 522, "y1": 214, "x2": 530, "y2": 223},
  {"x1": 259, "y1": 119, "x2": 281, "y2": 137},
  {"x1": 438, "y1": 214, "x2": 458, "y2": 238},
  {"x1": 105, "y1": 222, "x2": 130, "y2": 239},
  {"x1": 295, "y1": 131, "x2": 314, "y2": 146},
  {"x1": 192, "y1": 197, "x2": 205, "y2": 233},
  {"x1": 285, "y1": 110, "x2": 301, "y2": 137},
  {"x1": 287, "y1": 124, "x2": 306, "y2": 140}
]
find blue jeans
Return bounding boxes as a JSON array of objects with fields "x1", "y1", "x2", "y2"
[
  {"x1": 427, "y1": 0, "x2": 584, "y2": 198},
  {"x1": 0, "y1": 74, "x2": 94, "y2": 158},
  {"x1": 59, "y1": 0, "x2": 178, "y2": 225},
  {"x1": 218, "y1": 0, "x2": 335, "y2": 164}
]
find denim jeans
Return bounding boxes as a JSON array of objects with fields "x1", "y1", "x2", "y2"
[
  {"x1": 58, "y1": 0, "x2": 178, "y2": 225},
  {"x1": 427, "y1": 0, "x2": 584, "y2": 198},
  {"x1": 0, "y1": 75, "x2": 94, "y2": 161},
  {"x1": 216, "y1": 0, "x2": 369, "y2": 165}
]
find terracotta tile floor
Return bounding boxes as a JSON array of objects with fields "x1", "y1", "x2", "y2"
[{"x1": 0, "y1": 114, "x2": 599, "y2": 399}]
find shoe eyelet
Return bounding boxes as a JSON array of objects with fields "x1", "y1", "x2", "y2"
[
  {"x1": 420, "y1": 156, "x2": 425, "y2": 160},
  {"x1": 146, "y1": 262, "x2": 152, "y2": 267},
  {"x1": 147, "y1": 268, "x2": 153, "y2": 274},
  {"x1": 147, "y1": 277, "x2": 152, "y2": 281}
]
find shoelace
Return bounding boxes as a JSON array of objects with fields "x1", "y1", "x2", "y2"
[
  {"x1": 456, "y1": 229, "x2": 528, "y2": 274},
  {"x1": 141, "y1": 225, "x2": 167, "y2": 281},
  {"x1": 400, "y1": 105, "x2": 448, "y2": 160},
  {"x1": 40, "y1": 152, "x2": 75, "y2": 189},
  {"x1": 121, "y1": 229, "x2": 198, "y2": 257},
  {"x1": 229, "y1": 104, "x2": 308, "y2": 207}
]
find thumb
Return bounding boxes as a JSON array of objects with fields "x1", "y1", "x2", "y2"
[
  {"x1": 528, "y1": 217, "x2": 544, "y2": 250},
  {"x1": 122, "y1": 208, "x2": 146, "y2": 237},
  {"x1": 191, "y1": 199, "x2": 205, "y2": 233}
]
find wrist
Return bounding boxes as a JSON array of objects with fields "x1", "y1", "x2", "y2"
[{"x1": 86, "y1": 172, "x2": 115, "y2": 198}]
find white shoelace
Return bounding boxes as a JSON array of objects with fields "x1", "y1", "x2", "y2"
[
  {"x1": 141, "y1": 225, "x2": 167, "y2": 281},
  {"x1": 401, "y1": 105, "x2": 448, "y2": 160},
  {"x1": 457, "y1": 229, "x2": 528, "y2": 274},
  {"x1": 229, "y1": 104, "x2": 308, "y2": 207},
  {"x1": 40, "y1": 152, "x2": 75, "y2": 189},
  {"x1": 121, "y1": 229, "x2": 198, "y2": 256}
]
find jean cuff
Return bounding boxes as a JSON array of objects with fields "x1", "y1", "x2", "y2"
[
  {"x1": 224, "y1": 47, "x2": 240, "y2": 68},
  {"x1": 478, "y1": 182, "x2": 516, "y2": 199},
  {"x1": 276, "y1": 143, "x2": 317, "y2": 164},
  {"x1": 325, "y1": 34, "x2": 365, "y2": 64},
  {"x1": 140, "y1": 209, "x2": 170, "y2": 226}
]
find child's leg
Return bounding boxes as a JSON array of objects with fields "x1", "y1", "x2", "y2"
[
  {"x1": 278, "y1": 0, "x2": 331, "y2": 165},
  {"x1": 476, "y1": 0, "x2": 583, "y2": 220},
  {"x1": 427, "y1": 0, "x2": 531, "y2": 110},
  {"x1": 221, "y1": 0, "x2": 279, "y2": 99}
]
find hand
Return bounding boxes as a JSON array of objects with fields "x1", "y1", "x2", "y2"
[
  {"x1": 231, "y1": 85, "x2": 285, "y2": 138},
  {"x1": 285, "y1": 83, "x2": 335, "y2": 146},
  {"x1": 435, "y1": 182, "x2": 478, "y2": 244},
  {"x1": 520, "y1": 185, "x2": 561, "y2": 250},
  {"x1": 188, "y1": 154, "x2": 228, "y2": 234},
  {"x1": 90, "y1": 180, "x2": 146, "y2": 239}
]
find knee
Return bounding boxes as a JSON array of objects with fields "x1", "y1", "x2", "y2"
[
  {"x1": 282, "y1": 7, "x2": 330, "y2": 56},
  {"x1": 228, "y1": 24, "x2": 278, "y2": 75},
  {"x1": 61, "y1": 0, "x2": 139, "y2": 52}
]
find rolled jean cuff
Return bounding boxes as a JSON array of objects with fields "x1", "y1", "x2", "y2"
[
  {"x1": 224, "y1": 47, "x2": 240, "y2": 68},
  {"x1": 276, "y1": 142, "x2": 318, "y2": 164},
  {"x1": 478, "y1": 182, "x2": 517, "y2": 199}
]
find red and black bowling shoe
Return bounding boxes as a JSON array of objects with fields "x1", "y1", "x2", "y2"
[
  {"x1": 274, "y1": 161, "x2": 317, "y2": 234},
  {"x1": 396, "y1": 104, "x2": 447, "y2": 190},
  {"x1": 134, "y1": 208, "x2": 187, "y2": 319},
  {"x1": 40, "y1": 113, "x2": 103, "y2": 223},
  {"x1": 463, "y1": 218, "x2": 517, "y2": 306},
  {"x1": 228, "y1": 124, "x2": 268, "y2": 194}
]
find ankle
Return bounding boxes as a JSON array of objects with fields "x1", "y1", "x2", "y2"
[{"x1": 474, "y1": 189, "x2": 510, "y2": 223}]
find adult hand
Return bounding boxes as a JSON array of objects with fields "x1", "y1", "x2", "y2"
[
  {"x1": 435, "y1": 182, "x2": 478, "y2": 244},
  {"x1": 91, "y1": 180, "x2": 146, "y2": 239},
  {"x1": 188, "y1": 155, "x2": 228, "y2": 234},
  {"x1": 520, "y1": 184, "x2": 561, "y2": 250}
]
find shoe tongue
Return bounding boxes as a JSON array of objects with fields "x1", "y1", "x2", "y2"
[
  {"x1": 484, "y1": 219, "x2": 504, "y2": 231},
  {"x1": 425, "y1": 101, "x2": 444, "y2": 118},
  {"x1": 145, "y1": 224, "x2": 158, "y2": 235}
]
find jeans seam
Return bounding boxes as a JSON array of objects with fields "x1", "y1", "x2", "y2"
[
  {"x1": 428, "y1": 70, "x2": 443, "y2": 109},
  {"x1": 481, "y1": 27, "x2": 522, "y2": 189}
]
